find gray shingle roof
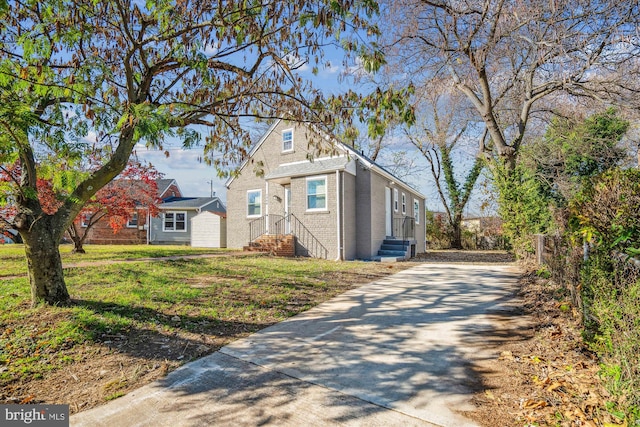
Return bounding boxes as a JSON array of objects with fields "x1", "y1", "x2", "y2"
[
  {"x1": 264, "y1": 157, "x2": 350, "y2": 180},
  {"x1": 160, "y1": 197, "x2": 226, "y2": 213},
  {"x1": 156, "y1": 179, "x2": 178, "y2": 198}
]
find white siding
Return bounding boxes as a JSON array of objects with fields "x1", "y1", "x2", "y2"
[{"x1": 191, "y1": 212, "x2": 226, "y2": 248}]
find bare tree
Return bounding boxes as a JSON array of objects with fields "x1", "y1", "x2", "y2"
[
  {"x1": 405, "y1": 83, "x2": 485, "y2": 248},
  {"x1": 381, "y1": 0, "x2": 640, "y2": 169}
]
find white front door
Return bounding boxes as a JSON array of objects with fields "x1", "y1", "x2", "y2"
[
  {"x1": 385, "y1": 187, "x2": 392, "y2": 237},
  {"x1": 284, "y1": 185, "x2": 291, "y2": 234}
]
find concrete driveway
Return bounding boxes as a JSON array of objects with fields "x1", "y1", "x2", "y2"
[{"x1": 71, "y1": 262, "x2": 522, "y2": 427}]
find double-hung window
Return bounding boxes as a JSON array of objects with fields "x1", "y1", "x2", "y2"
[
  {"x1": 282, "y1": 129, "x2": 293, "y2": 152},
  {"x1": 306, "y1": 176, "x2": 327, "y2": 210},
  {"x1": 127, "y1": 213, "x2": 139, "y2": 228},
  {"x1": 247, "y1": 190, "x2": 262, "y2": 217},
  {"x1": 402, "y1": 193, "x2": 406, "y2": 215},
  {"x1": 414, "y1": 200, "x2": 420, "y2": 224},
  {"x1": 394, "y1": 189, "x2": 399, "y2": 212},
  {"x1": 164, "y1": 211, "x2": 186, "y2": 232}
]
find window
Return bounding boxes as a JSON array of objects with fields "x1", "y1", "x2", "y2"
[
  {"x1": 402, "y1": 193, "x2": 406, "y2": 214},
  {"x1": 163, "y1": 211, "x2": 187, "y2": 232},
  {"x1": 394, "y1": 189, "x2": 399, "y2": 212},
  {"x1": 247, "y1": 190, "x2": 262, "y2": 217},
  {"x1": 80, "y1": 213, "x2": 92, "y2": 227},
  {"x1": 414, "y1": 200, "x2": 420, "y2": 224},
  {"x1": 306, "y1": 176, "x2": 327, "y2": 210},
  {"x1": 282, "y1": 129, "x2": 293, "y2": 152},
  {"x1": 127, "y1": 213, "x2": 138, "y2": 228}
]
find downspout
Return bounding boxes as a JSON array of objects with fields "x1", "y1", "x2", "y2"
[{"x1": 335, "y1": 170, "x2": 342, "y2": 261}]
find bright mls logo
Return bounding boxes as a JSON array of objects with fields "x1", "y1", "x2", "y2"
[{"x1": 1, "y1": 405, "x2": 69, "y2": 426}]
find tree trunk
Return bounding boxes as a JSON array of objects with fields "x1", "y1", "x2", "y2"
[
  {"x1": 450, "y1": 214, "x2": 463, "y2": 250},
  {"x1": 71, "y1": 240, "x2": 86, "y2": 254},
  {"x1": 21, "y1": 220, "x2": 70, "y2": 307},
  {"x1": 67, "y1": 223, "x2": 87, "y2": 254}
]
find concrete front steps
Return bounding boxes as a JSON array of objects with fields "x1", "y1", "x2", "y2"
[{"x1": 372, "y1": 239, "x2": 411, "y2": 262}]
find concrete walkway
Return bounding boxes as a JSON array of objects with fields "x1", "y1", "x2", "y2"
[{"x1": 71, "y1": 262, "x2": 521, "y2": 427}]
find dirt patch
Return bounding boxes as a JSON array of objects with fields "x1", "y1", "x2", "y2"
[
  {"x1": 415, "y1": 249, "x2": 516, "y2": 264},
  {"x1": 463, "y1": 264, "x2": 619, "y2": 427}
]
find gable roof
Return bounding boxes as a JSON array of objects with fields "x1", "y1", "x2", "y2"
[
  {"x1": 156, "y1": 179, "x2": 182, "y2": 200},
  {"x1": 225, "y1": 119, "x2": 424, "y2": 199},
  {"x1": 160, "y1": 197, "x2": 226, "y2": 214}
]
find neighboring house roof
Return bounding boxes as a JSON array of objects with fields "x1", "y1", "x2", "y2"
[
  {"x1": 160, "y1": 197, "x2": 226, "y2": 217},
  {"x1": 156, "y1": 178, "x2": 182, "y2": 200},
  {"x1": 225, "y1": 119, "x2": 424, "y2": 198}
]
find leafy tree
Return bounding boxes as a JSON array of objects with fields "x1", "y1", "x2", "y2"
[
  {"x1": 0, "y1": 0, "x2": 382, "y2": 306},
  {"x1": 525, "y1": 108, "x2": 630, "y2": 206},
  {"x1": 501, "y1": 109, "x2": 630, "y2": 255}
]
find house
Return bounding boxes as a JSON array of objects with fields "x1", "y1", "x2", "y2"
[
  {"x1": 225, "y1": 120, "x2": 426, "y2": 260},
  {"x1": 78, "y1": 178, "x2": 180, "y2": 245},
  {"x1": 148, "y1": 196, "x2": 226, "y2": 246}
]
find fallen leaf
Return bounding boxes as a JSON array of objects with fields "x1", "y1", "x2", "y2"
[
  {"x1": 547, "y1": 381, "x2": 566, "y2": 393},
  {"x1": 522, "y1": 399, "x2": 547, "y2": 409},
  {"x1": 499, "y1": 350, "x2": 514, "y2": 361},
  {"x1": 484, "y1": 390, "x2": 495, "y2": 400}
]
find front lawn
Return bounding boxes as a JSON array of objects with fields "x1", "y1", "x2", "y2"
[
  {"x1": 0, "y1": 249, "x2": 410, "y2": 412},
  {"x1": 0, "y1": 244, "x2": 234, "y2": 277}
]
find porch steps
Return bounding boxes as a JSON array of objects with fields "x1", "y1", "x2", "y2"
[
  {"x1": 244, "y1": 234, "x2": 295, "y2": 257},
  {"x1": 372, "y1": 239, "x2": 410, "y2": 262}
]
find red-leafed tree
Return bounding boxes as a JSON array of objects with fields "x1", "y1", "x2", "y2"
[
  {"x1": 66, "y1": 161, "x2": 162, "y2": 253},
  {"x1": 1, "y1": 160, "x2": 161, "y2": 252}
]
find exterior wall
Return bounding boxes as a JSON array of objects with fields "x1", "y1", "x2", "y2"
[
  {"x1": 190, "y1": 212, "x2": 226, "y2": 248},
  {"x1": 149, "y1": 210, "x2": 196, "y2": 245},
  {"x1": 289, "y1": 173, "x2": 338, "y2": 259},
  {"x1": 370, "y1": 171, "x2": 391, "y2": 256},
  {"x1": 81, "y1": 208, "x2": 148, "y2": 245},
  {"x1": 354, "y1": 164, "x2": 427, "y2": 259},
  {"x1": 342, "y1": 171, "x2": 357, "y2": 260},
  {"x1": 355, "y1": 167, "x2": 373, "y2": 259},
  {"x1": 226, "y1": 121, "x2": 337, "y2": 253}
]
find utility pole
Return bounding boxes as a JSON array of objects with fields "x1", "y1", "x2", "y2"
[{"x1": 207, "y1": 180, "x2": 214, "y2": 198}]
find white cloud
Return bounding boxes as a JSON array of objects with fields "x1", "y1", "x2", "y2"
[{"x1": 134, "y1": 146, "x2": 226, "y2": 200}]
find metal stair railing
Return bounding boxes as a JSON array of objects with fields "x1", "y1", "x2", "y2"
[
  {"x1": 392, "y1": 216, "x2": 415, "y2": 242},
  {"x1": 274, "y1": 213, "x2": 329, "y2": 259},
  {"x1": 248, "y1": 214, "x2": 284, "y2": 243}
]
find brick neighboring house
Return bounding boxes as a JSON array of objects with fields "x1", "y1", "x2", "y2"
[
  {"x1": 79, "y1": 178, "x2": 182, "y2": 245},
  {"x1": 225, "y1": 120, "x2": 426, "y2": 260},
  {"x1": 148, "y1": 196, "x2": 226, "y2": 246}
]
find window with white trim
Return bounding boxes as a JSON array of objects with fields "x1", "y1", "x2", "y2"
[
  {"x1": 394, "y1": 189, "x2": 399, "y2": 212},
  {"x1": 127, "y1": 213, "x2": 138, "y2": 228},
  {"x1": 414, "y1": 200, "x2": 420, "y2": 224},
  {"x1": 247, "y1": 190, "x2": 262, "y2": 217},
  {"x1": 282, "y1": 129, "x2": 293, "y2": 152},
  {"x1": 80, "y1": 213, "x2": 92, "y2": 227},
  {"x1": 163, "y1": 211, "x2": 187, "y2": 232},
  {"x1": 306, "y1": 176, "x2": 327, "y2": 210},
  {"x1": 402, "y1": 193, "x2": 406, "y2": 214}
]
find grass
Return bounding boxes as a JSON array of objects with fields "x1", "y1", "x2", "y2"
[
  {"x1": 0, "y1": 248, "x2": 408, "y2": 394},
  {"x1": 0, "y1": 244, "x2": 235, "y2": 277}
]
